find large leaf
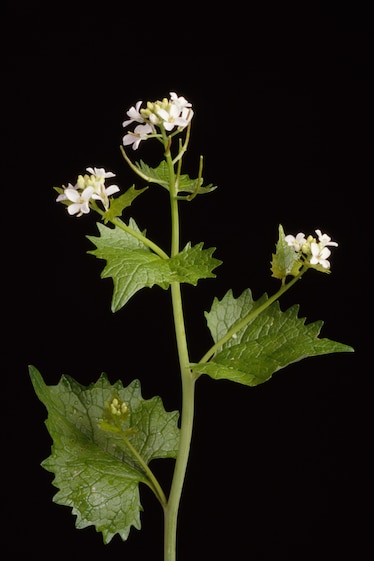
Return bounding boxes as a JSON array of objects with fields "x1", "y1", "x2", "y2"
[
  {"x1": 88, "y1": 220, "x2": 221, "y2": 311},
  {"x1": 29, "y1": 365, "x2": 180, "y2": 543},
  {"x1": 191, "y1": 289, "x2": 354, "y2": 386}
]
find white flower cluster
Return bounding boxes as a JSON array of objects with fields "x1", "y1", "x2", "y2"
[
  {"x1": 122, "y1": 92, "x2": 194, "y2": 150},
  {"x1": 56, "y1": 167, "x2": 119, "y2": 216},
  {"x1": 285, "y1": 229, "x2": 338, "y2": 269}
]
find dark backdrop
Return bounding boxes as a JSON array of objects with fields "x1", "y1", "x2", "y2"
[{"x1": 3, "y1": 4, "x2": 370, "y2": 560}]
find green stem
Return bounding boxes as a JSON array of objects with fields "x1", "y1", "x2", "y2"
[
  {"x1": 93, "y1": 204, "x2": 169, "y2": 259},
  {"x1": 163, "y1": 139, "x2": 196, "y2": 561},
  {"x1": 120, "y1": 144, "x2": 163, "y2": 183},
  {"x1": 164, "y1": 283, "x2": 196, "y2": 561},
  {"x1": 198, "y1": 267, "x2": 308, "y2": 365}
]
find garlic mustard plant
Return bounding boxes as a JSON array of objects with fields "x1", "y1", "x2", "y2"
[{"x1": 30, "y1": 91, "x2": 353, "y2": 561}]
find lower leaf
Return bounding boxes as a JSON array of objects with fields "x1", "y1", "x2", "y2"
[{"x1": 29, "y1": 366, "x2": 180, "y2": 543}]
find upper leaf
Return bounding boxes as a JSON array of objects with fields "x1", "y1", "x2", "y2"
[
  {"x1": 29, "y1": 365, "x2": 180, "y2": 543},
  {"x1": 135, "y1": 160, "x2": 217, "y2": 195},
  {"x1": 88, "y1": 220, "x2": 221, "y2": 311},
  {"x1": 191, "y1": 289, "x2": 354, "y2": 386},
  {"x1": 102, "y1": 185, "x2": 148, "y2": 223}
]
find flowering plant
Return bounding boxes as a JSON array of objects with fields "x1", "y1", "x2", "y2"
[{"x1": 30, "y1": 92, "x2": 353, "y2": 561}]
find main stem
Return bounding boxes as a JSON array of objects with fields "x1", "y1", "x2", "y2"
[{"x1": 164, "y1": 145, "x2": 196, "y2": 561}]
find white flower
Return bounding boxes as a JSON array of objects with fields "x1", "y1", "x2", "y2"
[
  {"x1": 56, "y1": 182, "x2": 77, "y2": 202},
  {"x1": 85, "y1": 167, "x2": 120, "y2": 210},
  {"x1": 180, "y1": 105, "x2": 194, "y2": 125},
  {"x1": 91, "y1": 183, "x2": 120, "y2": 210},
  {"x1": 285, "y1": 232, "x2": 307, "y2": 251},
  {"x1": 122, "y1": 100, "x2": 145, "y2": 128},
  {"x1": 64, "y1": 185, "x2": 95, "y2": 216},
  {"x1": 122, "y1": 122, "x2": 154, "y2": 150},
  {"x1": 156, "y1": 94, "x2": 194, "y2": 131},
  {"x1": 169, "y1": 92, "x2": 192, "y2": 110},
  {"x1": 315, "y1": 229, "x2": 338, "y2": 248},
  {"x1": 57, "y1": 167, "x2": 120, "y2": 215},
  {"x1": 156, "y1": 103, "x2": 187, "y2": 131},
  {"x1": 310, "y1": 242, "x2": 332, "y2": 269},
  {"x1": 86, "y1": 167, "x2": 116, "y2": 179}
]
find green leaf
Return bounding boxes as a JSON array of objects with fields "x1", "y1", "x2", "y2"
[
  {"x1": 135, "y1": 160, "x2": 217, "y2": 195},
  {"x1": 88, "y1": 221, "x2": 221, "y2": 311},
  {"x1": 103, "y1": 185, "x2": 148, "y2": 223},
  {"x1": 29, "y1": 365, "x2": 180, "y2": 543},
  {"x1": 191, "y1": 289, "x2": 354, "y2": 386},
  {"x1": 271, "y1": 224, "x2": 304, "y2": 281}
]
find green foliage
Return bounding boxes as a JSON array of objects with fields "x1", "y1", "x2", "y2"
[
  {"x1": 103, "y1": 185, "x2": 148, "y2": 223},
  {"x1": 29, "y1": 365, "x2": 180, "y2": 543},
  {"x1": 88, "y1": 220, "x2": 222, "y2": 311},
  {"x1": 270, "y1": 224, "x2": 303, "y2": 281},
  {"x1": 191, "y1": 289, "x2": 354, "y2": 386},
  {"x1": 134, "y1": 160, "x2": 217, "y2": 195}
]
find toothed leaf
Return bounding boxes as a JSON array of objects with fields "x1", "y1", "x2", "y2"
[
  {"x1": 29, "y1": 366, "x2": 180, "y2": 543},
  {"x1": 191, "y1": 289, "x2": 354, "y2": 386},
  {"x1": 88, "y1": 221, "x2": 221, "y2": 311},
  {"x1": 103, "y1": 185, "x2": 148, "y2": 223}
]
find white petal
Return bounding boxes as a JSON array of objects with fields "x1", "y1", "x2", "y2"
[
  {"x1": 123, "y1": 133, "x2": 136, "y2": 146},
  {"x1": 64, "y1": 188, "x2": 81, "y2": 202},
  {"x1": 320, "y1": 247, "x2": 331, "y2": 259},
  {"x1": 67, "y1": 203, "x2": 81, "y2": 215},
  {"x1": 81, "y1": 186, "x2": 95, "y2": 200},
  {"x1": 105, "y1": 185, "x2": 120, "y2": 196},
  {"x1": 157, "y1": 108, "x2": 170, "y2": 121}
]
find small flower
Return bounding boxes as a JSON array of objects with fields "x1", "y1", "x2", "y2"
[
  {"x1": 64, "y1": 185, "x2": 95, "y2": 216},
  {"x1": 122, "y1": 100, "x2": 145, "y2": 128},
  {"x1": 91, "y1": 183, "x2": 120, "y2": 210},
  {"x1": 122, "y1": 122, "x2": 154, "y2": 150},
  {"x1": 285, "y1": 232, "x2": 307, "y2": 252},
  {"x1": 310, "y1": 242, "x2": 332, "y2": 269},
  {"x1": 86, "y1": 167, "x2": 116, "y2": 180},
  {"x1": 156, "y1": 103, "x2": 192, "y2": 131},
  {"x1": 315, "y1": 229, "x2": 338, "y2": 248},
  {"x1": 169, "y1": 92, "x2": 192, "y2": 110},
  {"x1": 56, "y1": 182, "x2": 77, "y2": 202},
  {"x1": 84, "y1": 167, "x2": 120, "y2": 210}
]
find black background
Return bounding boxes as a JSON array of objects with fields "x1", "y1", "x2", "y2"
[{"x1": 3, "y1": 3, "x2": 370, "y2": 560}]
